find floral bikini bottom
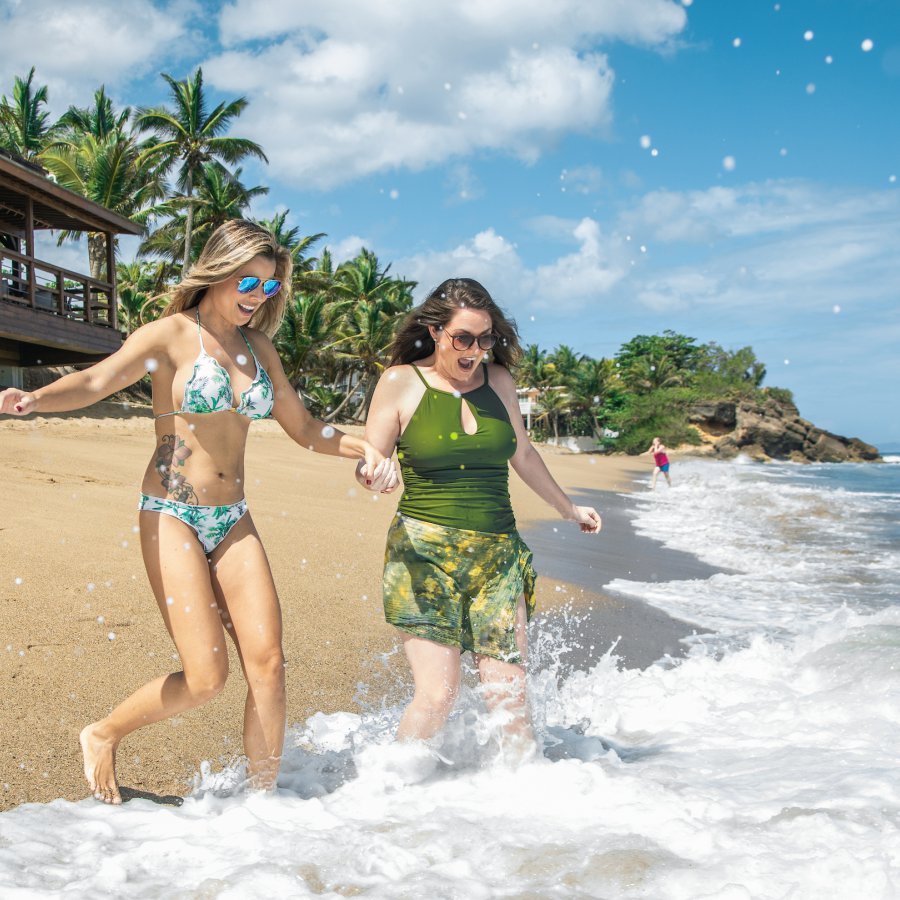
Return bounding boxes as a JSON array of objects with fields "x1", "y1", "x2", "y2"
[{"x1": 138, "y1": 494, "x2": 248, "y2": 555}]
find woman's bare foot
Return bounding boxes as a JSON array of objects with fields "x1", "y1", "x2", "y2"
[{"x1": 79, "y1": 723, "x2": 121, "y2": 804}]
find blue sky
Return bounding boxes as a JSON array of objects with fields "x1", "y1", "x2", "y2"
[{"x1": 4, "y1": 0, "x2": 899, "y2": 445}]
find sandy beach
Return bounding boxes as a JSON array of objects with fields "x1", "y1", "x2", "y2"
[{"x1": 0, "y1": 403, "x2": 652, "y2": 810}]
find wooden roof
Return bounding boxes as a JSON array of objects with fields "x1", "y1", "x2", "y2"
[{"x1": 0, "y1": 150, "x2": 143, "y2": 237}]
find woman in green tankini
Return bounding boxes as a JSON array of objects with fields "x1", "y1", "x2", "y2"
[{"x1": 361, "y1": 278, "x2": 602, "y2": 753}]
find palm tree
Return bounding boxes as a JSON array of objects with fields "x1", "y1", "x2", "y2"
[
  {"x1": 548, "y1": 344, "x2": 583, "y2": 383},
  {"x1": 116, "y1": 260, "x2": 165, "y2": 332},
  {"x1": 139, "y1": 162, "x2": 268, "y2": 264},
  {"x1": 275, "y1": 291, "x2": 348, "y2": 387},
  {"x1": 534, "y1": 386, "x2": 572, "y2": 442},
  {"x1": 327, "y1": 249, "x2": 415, "y2": 420},
  {"x1": 137, "y1": 68, "x2": 267, "y2": 271},
  {"x1": 569, "y1": 357, "x2": 617, "y2": 439},
  {"x1": 41, "y1": 131, "x2": 166, "y2": 280},
  {"x1": 56, "y1": 86, "x2": 130, "y2": 142},
  {"x1": 254, "y1": 211, "x2": 329, "y2": 295},
  {"x1": 0, "y1": 67, "x2": 56, "y2": 160},
  {"x1": 623, "y1": 352, "x2": 684, "y2": 394}
]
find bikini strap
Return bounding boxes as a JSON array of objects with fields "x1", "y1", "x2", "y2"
[
  {"x1": 482, "y1": 363, "x2": 489, "y2": 385},
  {"x1": 410, "y1": 365, "x2": 430, "y2": 387},
  {"x1": 238, "y1": 327, "x2": 256, "y2": 360},
  {"x1": 195, "y1": 308, "x2": 207, "y2": 353}
]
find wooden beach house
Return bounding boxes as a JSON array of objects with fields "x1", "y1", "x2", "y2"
[{"x1": 0, "y1": 149, "x2": 142, "y2": 388}]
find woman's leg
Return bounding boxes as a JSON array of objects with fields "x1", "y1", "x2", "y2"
[
  {"x1": 80, "y1": 511, "x2": 229, "y2": 804},
  {"x1": 395, "y1": 634, "x2": 462, "y2": 741},
  {"x1": 474, "y1": 597, "x2": 534, "y2": 753},
  {"x1": 651, "y1": 466, "x2": 660, "y2": 489},
  {"x1": 208, "y1": 514, "x2": 285, "y2": 790}
]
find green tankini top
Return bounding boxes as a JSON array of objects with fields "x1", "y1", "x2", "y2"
[{"x1": 396, "y1": 364, "x2": 518, "y2": 534}]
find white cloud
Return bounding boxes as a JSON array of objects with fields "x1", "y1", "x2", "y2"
[
  {"x1": 327, "y1": 235, "x2": 371, "y2": 264},
  {"x1": 204, "y1": 0, "x2": 686, "y2": 188},
  {"x1": 0, "y1": 0, "x2": 194, "y2": 109},
  {"x1": 396, "y1": 181, "x2": 900, "y2": 323}
]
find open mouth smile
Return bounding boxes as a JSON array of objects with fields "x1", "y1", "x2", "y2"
[{"x1": 237, "y1": 302, "x2": 256, "y2": 316}]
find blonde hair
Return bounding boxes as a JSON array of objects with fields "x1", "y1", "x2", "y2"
[{"x1": 161, "y1": 219, "x2": 293, "y2": 336}]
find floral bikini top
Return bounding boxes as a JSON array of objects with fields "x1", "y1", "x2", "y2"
[{"x1": 155, "y1": 310, "x2": 274, "y2": 420}]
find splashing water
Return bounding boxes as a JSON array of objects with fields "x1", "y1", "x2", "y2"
[{"x1": 3, "y1": 461, "x2": 900, "y2": 896}]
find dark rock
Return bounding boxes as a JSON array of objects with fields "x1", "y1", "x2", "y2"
[{"x1": 689, "y1": 393, "x2": 881, "y2": 463}]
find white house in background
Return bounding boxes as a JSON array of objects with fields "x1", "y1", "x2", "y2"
[{"x1": 517, "y1": 386, "x2": 539, "y2": 430}]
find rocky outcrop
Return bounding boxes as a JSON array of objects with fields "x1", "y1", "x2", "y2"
[{"x1": 689, "y1": 396, "x2": 881, "y2": 463}]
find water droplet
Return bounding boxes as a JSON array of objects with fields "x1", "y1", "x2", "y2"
[
  {"x1": 96, "y1": 616, "x2": 104, "y2": 624},
  {"x1": 145, "y1": 358, "x2": 158, "y2": 372},
  {"x1": 639, "y1": 135, "x2": 651, "y2": 149},
  {"x1": 806, "y1": 83, "x2": 816, "y2": 94},
  {"x1": 87, "y1": 583, "x2": 95, "y2": 592},
  {"x1": 723, "y1": 155, "x2": 737, "y2": 171},
  {"x1": 107, "y1": 632, "x2": 116, "y2": 641},
  {"x1": 733, "y1": 37, "x2": 742, "y2": 48},
  {"x1": 861, "y1": 39, "x2": 874, "y2": 52},
  {"x1": 804, "y1": 30, "x2": 814, "y2": 41},
  {"x1": 14, "y1": 577, "x2": 22, "y2": 586},
  {"x1": 321, "y1": 425, "x2": 335, "y2": 439},
  {"x1": 236, "y1": 354, "x2": 248, "y2": 365}
]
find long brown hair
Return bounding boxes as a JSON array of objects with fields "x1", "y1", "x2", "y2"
[
  {"x1": 160, "y1": 219, "x2": 293, "y2": 337},
  {"x1": 387, "y1": 278, "x2": 522, "y2": 369}
]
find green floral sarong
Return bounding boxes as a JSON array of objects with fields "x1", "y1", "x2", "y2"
[{"x1": 383, "y1": 513, "x2": 537, "y2": 663}]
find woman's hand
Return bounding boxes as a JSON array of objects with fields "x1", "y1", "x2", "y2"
[
  {"x1": 0, "y1": 388, "x2": 36, "y2": 416},
  {"x1": 358, "y1": 445, "x2": 400, "y2": 493},
  {"x1": 570, "y1": 505, "x2": 602, "y2": 534}
]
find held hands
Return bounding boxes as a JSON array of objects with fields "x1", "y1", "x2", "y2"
[
  {"x1": 0, "y1": 388, "x2": 36, "y2": 416},
  {"x1": 569, "y1": 505, "x2": 602, "y2": 534},
  {"x1": 358, "y1": 446, "x2": 400, "y2": 494}
]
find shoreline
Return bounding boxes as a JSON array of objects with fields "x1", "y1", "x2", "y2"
[{"x1": 1, "y1": 408, "x2": 697, "y2": 810}]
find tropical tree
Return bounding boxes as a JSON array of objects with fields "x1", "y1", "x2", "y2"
[
  {"x1": 56, "y1": 86, "x2": 130, "y2": 142},
  {"x1": 327, "y1": 249, "x2": 415, "y2": 420},
  {"x1": 139, "y1": 162, "x2": 267, "y2": 264},
  {"x1": 116, "y1": 260, "x2": 165, "y2": 332},
  {"x1": 622, "y1": 352, "x2": 685, "y2": 394},
  {"x1": 254, "y1": 211, "x2": 329, "y2": 295},
  {"x1": 137, "y1": 67, "x2": 267, "y2": 270},
  {"x1": 568, "y1": 356, "x2": 617, "y2": 438},
  {"x1": 0, "y1": 67, "x2": 56, "y2": 160},
  {"x1": 275, "y1": 290, "x2": 348, "y2": 388},
  {"x1": 615, "y1": 331, "x2": 702, "y2": 374},
  {"x1": 534, "y1": 386, "x2": 572, "y2": 441},
  {"x1": 41, "y1": 130, "x2": 166, "y2": 281}
]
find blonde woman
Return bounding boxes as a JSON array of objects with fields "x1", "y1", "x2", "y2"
[{"x1": 0, "y1": 219, "x2": 397, "y2": 803}]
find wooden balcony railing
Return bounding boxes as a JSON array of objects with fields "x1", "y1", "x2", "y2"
[{"x1": 0, "y1": 245, "x2": 117, "y2": 328}]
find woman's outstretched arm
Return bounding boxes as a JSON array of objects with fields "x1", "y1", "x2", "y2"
[
  {"x1": 490, "y1": 365, "x2": 601, "y2": 533},
  {"x1": 0, "y1": 321, "x2": 168, "y2": 416}
]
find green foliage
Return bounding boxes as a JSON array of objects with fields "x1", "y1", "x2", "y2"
[
  {"x1": 603, "y1": 388, "x2": 702, "y2": 454},
  {"x1": 0, "y1": 67, "x2": 56, "y2": 160},
  {"x1": 763, "y1": 386, "x2": 795, "y2": 406}
]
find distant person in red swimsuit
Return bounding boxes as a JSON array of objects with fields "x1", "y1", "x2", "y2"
[{"x1": 648, "y1": 437, "x2": 672, "y2": 489}]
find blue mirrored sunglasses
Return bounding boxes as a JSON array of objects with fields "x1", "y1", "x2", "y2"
[{"x1": 237, "y1": 276, "x2": 282, "y2": 298}]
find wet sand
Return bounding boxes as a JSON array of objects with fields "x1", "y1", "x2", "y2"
[{"x1": 0, "y1": 404, "x2": 690, "y2": 809}]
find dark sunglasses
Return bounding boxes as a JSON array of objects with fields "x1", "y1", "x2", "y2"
[
  {"x1": 447, "y1": 331, "x2": 498, "y2": 351},
  {"x1": 237, "y1": 276, "x2": 282, "y2": 298}
]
